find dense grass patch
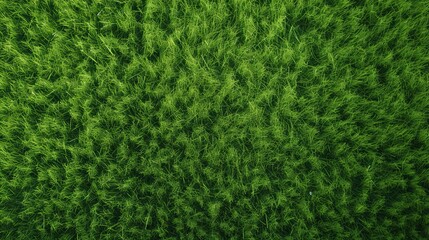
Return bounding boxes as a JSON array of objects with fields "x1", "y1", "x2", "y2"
[{"x1": 1, "y1": 0, "x2": 428, "y2": 239}]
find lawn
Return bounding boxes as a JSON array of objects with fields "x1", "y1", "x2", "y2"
[{"x1": 1, "y1": 0, "x2": 428, "y2": 239}]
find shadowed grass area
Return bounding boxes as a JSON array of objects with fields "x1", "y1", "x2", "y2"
[{"x1": 1, "y1": 0, "x2": 428, "y2": 239}]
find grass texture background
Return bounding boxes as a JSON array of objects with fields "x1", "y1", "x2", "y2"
[{"x1": 1, "y1": 0, "x2": 429, "y2": 239}]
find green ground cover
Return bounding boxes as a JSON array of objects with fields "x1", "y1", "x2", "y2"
[{"x1": 1, "y1": 0, "x2": 428, "y2": 239}]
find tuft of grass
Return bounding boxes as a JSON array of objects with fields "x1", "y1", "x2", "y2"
[{"x1": 1, "y1": 0, "x2": 429, "y2": 239}]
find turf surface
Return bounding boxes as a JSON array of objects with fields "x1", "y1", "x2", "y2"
[{"x1": 1, "y1": 0, "x2": 429, "y2": 239}]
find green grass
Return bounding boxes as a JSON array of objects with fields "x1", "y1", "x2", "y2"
[{"x1": 1, "y1": 0, "x2": 429, "y2": 239}]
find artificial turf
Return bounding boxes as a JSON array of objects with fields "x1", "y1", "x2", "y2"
[{"x1": 1, "y1": 0, "x2": 429, "y2": 239}]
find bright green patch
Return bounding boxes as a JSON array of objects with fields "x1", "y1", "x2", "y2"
[{"x1": 1, "y1": 0, "x2": 428, "y2": 239}]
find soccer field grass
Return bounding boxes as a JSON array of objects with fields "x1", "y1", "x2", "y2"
[{"x1": 1, "y1": 0, "x2": 428, "y2": 239}]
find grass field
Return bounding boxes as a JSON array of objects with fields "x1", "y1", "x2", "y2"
[{"x1": 1, "y1": 0, "x2": 429, "y2": 239}]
